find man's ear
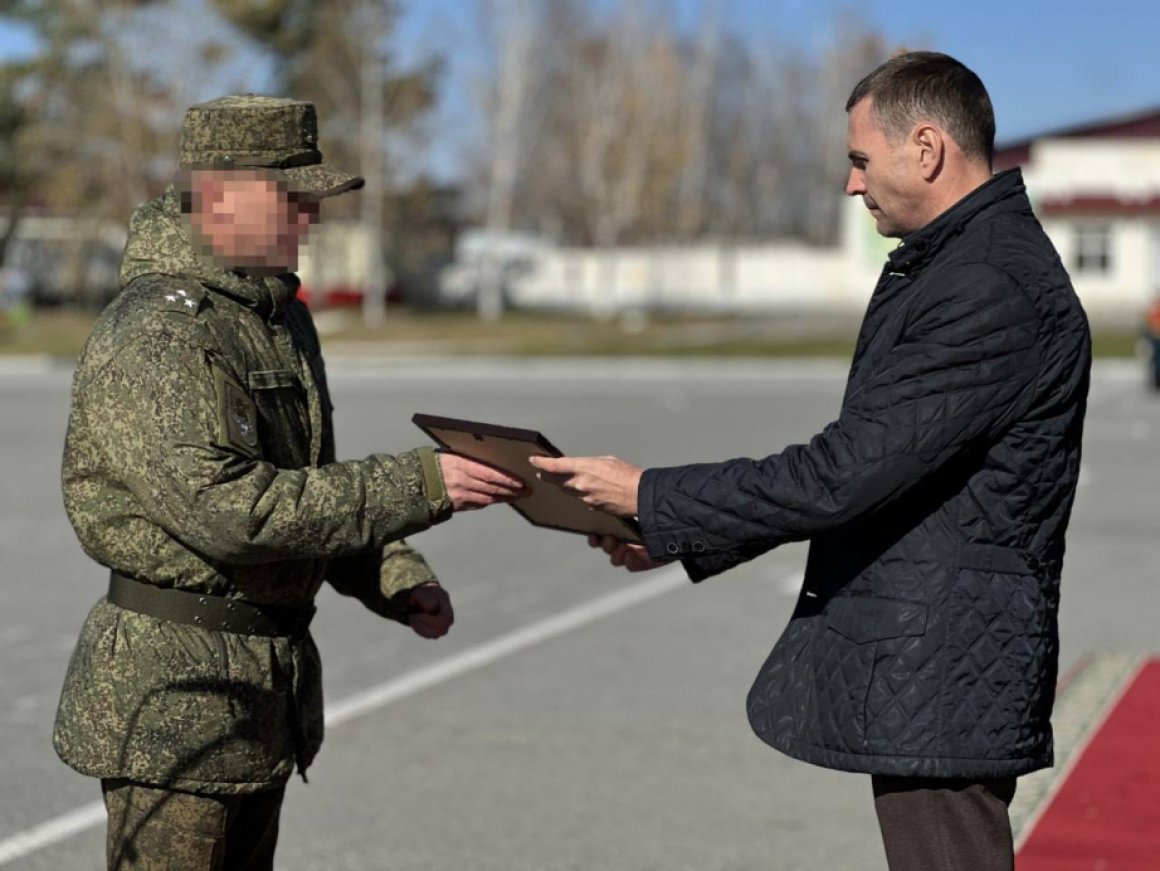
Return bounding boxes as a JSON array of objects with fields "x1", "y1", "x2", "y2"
[{"x1": 913, "y1": 123, "x2": 944, "y2": 181}]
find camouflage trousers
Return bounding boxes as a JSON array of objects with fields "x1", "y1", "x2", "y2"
[{"x1": 101, "y1": 780, "x2": 285, "y2": 870}]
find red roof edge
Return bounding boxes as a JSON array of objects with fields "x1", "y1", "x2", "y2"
[
  {"x1": 1039, "y1": 194, "x2": 1160, "y2": 217},
  {"x1": 994, "y1": 106, "x2": 1160, "y2": 170}
]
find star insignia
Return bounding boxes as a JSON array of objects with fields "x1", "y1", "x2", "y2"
[
  {"x1": 176, "y1": 289, "x2": 188, "y2": 297},
  {"x1": 164, "y1": 294, "x2": 177, "y2": 302},
  {"x1": 183, "y1": 298, "x2": 197, "y2": 309}
]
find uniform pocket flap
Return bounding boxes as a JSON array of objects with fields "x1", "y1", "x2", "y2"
[
  {"x1": 824, "y1": 596, "x2": 929, "y2": 644},
  {"x1": 213, "y1": 366, "x2": 259, "y2": 453},
  {"x1": 248, "y1": 369, "x2": 298, "y2": 391}
]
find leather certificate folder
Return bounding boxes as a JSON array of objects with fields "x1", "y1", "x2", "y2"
[{"x1": 412, "y1": 413, "x2": 643, "y2": 543}]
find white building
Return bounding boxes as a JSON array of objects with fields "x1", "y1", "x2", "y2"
[
  {"x1": 995, "y1": 108, "x2": 1160, "y2": 320},
  {"x1": 441, "y1": 107, "x2": 1160, "y2": 323},
  {"x1": 296, "y1": 221, "x2": 384, "y2": 309}
]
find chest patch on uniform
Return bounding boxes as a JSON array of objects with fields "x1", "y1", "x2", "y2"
[
  {"x1": 248, "y1": 369, "x2": 298, "y2": 391},
  {"x1": 213, "y1": 367, "x2": 259, "y2": 453}
]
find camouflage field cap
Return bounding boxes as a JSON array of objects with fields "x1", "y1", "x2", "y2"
[{"x1": 180, "y1": 94, "x2": 364, "y2": 198}]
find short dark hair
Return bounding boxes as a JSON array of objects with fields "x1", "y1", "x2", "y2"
[{"x1": 845, "y1": 51, "x2": 995, "y2": 166}]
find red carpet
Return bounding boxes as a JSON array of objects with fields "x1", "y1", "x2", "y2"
[{"x1": 1018, "y1": 658, "x2": 1160, "y2": 870}]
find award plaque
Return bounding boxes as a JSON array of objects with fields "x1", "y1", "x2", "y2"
[{"x1": 412, "y1": 413, "x2": 643, "y2": 543}]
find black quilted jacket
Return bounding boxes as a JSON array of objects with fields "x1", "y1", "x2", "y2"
[{"x1": 638, "y1": 169, "x2": 1091, "y2": 779}]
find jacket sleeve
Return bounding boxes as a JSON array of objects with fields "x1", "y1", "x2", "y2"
[
  {"x1": 642, "y1": 265, "x2": 1041, "y2": 578},
  {"x1": 76, "y1": 327, "x2": 452, "y2": 565},
  {"x1": 327, "y1": 540, "x2": 440, "y2": 623}
]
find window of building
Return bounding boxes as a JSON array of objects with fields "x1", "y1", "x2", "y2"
[{"x1": 1073, "y1": 224, "x2": 1113, "y2": 274}]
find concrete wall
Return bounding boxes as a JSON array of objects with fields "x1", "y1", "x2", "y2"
[{"x1": 509, "y1": 242, "x2": 861, "y2": 315}]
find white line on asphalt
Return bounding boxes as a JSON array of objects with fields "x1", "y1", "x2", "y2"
[
  {"x1": 325, "y1": 564, "x2": 689, "y2": 727},
  {"x1": 0, "y1": 803, "x2": 106, "y2": 867},
  {"x1": 0, "y1": 564, "x2": 690, "y2": 866}
]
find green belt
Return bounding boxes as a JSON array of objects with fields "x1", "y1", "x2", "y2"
[{"x1": 107, "y1": 572, "x2": 315, "y2": 638}]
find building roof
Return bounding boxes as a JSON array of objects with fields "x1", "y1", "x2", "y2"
[
  {"x1": 1038, "y1": 193, "x2": 1160, "y2": 218},
  {"x1": 994, "y1": 106, "x2": 1160, "y2": 171}
]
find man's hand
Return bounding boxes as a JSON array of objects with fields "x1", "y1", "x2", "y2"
[
  {"x1": 527, "y1": 455, "x2": 643, "y2": 518},
  {"x1": 438, "y1": 452, "x2": 527, "y2": 511},
  {"x1": 588, "y1": 534, "x2": 667, "y2": 573},
  {"x1": 407, "y1": 583, "x2": 454, "y2": 639}
]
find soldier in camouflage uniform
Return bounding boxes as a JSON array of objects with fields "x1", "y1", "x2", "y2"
[{"x1": 55, "y1": 95, "x2": 524, "y2": 870}]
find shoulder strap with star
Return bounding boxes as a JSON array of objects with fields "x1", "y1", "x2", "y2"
[
  {"x1": 152, "y1": 282, "x2": 207, "y2": 316},
  {"x1": 121, "y1": 274, "x2": 209, "y2": 319}
]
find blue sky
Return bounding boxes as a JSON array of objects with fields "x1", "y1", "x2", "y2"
[
  {"x1": 390, "y1": 0, "x2": 1160, "y2": 178},
  {"x1": 2, "y1": 0, "x2": 1157, "y2": 180},
  {"x1": 821, "y1": 0, "x2": 1160, "y2": 140},
  {"x1": 664, "y1": 0, "x2": 1160, "y2": 141}
]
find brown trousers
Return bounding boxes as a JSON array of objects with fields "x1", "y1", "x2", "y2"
[
  {"x1": 102, "y1": 780, "x2": 285, "y2": 871},
  {"x1": 872, "y1": 776, "x2": 1017, "y2": 871}
]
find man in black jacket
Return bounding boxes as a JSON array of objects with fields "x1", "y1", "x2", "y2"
[{"x1": 531, "y1": 52, "x2": 1090, "y2": 871}]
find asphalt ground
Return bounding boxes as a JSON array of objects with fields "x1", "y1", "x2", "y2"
[{"x1": 0, "y1": 356, "x2": 1155, "y2": 870}]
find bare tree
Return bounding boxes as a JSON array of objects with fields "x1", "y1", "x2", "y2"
[
  {"x1": 0, "y1": 0, "x2": 217, "y2": 304},
  {"x1": 674, "y1": 0, "x2": 722, "y2": 239},
  {"x1": 465, "y1": 1, "x2": 888, "y2": 253},
  {"x1": 798, "y1": 25, "x2": 888, "y2": 244},
  {"x1": 210, "y1": 0, "x2": 440, "y2": 320},
  {"x1": 1, "y1": 0, "x2": 179, "y2": 212},
  {"x1": 357, "y1": 0, "x2": 388, "y2": 326},
  {"x1": 476, "y1": 0, "x2": 539, "y2": 320}
]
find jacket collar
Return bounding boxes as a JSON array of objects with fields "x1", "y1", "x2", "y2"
[
  {"x1": 887, "y1": 168, "x2": 1030, "y2": 275},
  {"x1": 119, "y1": 185, "x2": 299, "y2": 319}
]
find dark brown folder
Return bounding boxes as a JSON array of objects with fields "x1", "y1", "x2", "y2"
[{"x1": 412, "y1": 413, "x2": 643, "y2": 543}]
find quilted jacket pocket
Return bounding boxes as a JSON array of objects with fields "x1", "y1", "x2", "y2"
[{"x1": 824, "y1": 596, "x2": 929, "y2": 644}]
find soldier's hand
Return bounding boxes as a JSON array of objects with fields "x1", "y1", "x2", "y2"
[
  {"x1": 587, "y1": 534, "x2": 667, "y2": 573},
  {"x1": 407, "y1": 583, "x2": 454, "y2": 639},
  {"x1": 438, "y1": 453, "x2": 527, "y2": 511}
]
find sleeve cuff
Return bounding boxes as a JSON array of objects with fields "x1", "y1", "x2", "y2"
[
  {"x1": 416, "y1": 447, "x2": 453, "y2": 523},
  {"x1": 638, "y1": 466, "x2": 712, "y2": 563}
]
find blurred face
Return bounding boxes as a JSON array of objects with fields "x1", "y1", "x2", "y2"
[
  {"x1": 189, "y1": 170, "x2": 320, "y2": 272},
  {"x1": 845, "y1": 98, "x2": 924, "y2": 238}
]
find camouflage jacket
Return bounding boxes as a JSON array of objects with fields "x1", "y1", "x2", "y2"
[{"x1": 55, "y1": 185, "x2": 452, "y2": 794}]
